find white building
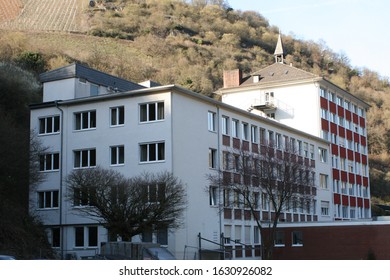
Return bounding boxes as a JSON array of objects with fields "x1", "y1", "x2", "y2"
[{"x1": 30, "y1": 40, "x2": 369, "y2": 259}]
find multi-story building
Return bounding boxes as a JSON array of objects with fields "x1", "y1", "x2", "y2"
[
  {"x1": 29, "y1": 37, "x2": 370, "y2": 259},
  {"x1": 217, "y1": 34, "x2": 371, "y2": 220}
]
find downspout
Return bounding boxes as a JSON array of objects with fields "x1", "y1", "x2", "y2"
[
  {"x1": 216, "y1": 106, "x2": 223, "y2": 255},
  {"x1": 55, "y1": 101, "x2": 64, "y2": 259}
]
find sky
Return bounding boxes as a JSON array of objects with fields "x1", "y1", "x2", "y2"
[{"x1": 227, "y1": 0, "x2": 389, "y2": 79}]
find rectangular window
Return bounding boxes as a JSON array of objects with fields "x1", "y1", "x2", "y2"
[
  {"x1": 268, "y1": 130, "x2": 274, "y2": 145},
  {"x1": 74, "y1": 149, "x2": 96, "y2": 168},
  {"x1": 39, "y1": 116, "x2": 60, "y2": 135},
  {"x1": 260, "y1": 128, "x2": 266, "y2": 144},
  {"x1": 344, "y1": 100, "x2": 350, "y2": 110},
  {"x1": 208, "y1": 111, "x2": 216, "y2": 132},
  {"x1": 292, "y1": 231, "x2": 303, "y2": 246},
  {"x1": 223, "y1": 189, "x2": 231, "y2": 207},
  {"x1": 140, "y1": 102, "x2": 164, "y2": 122},
  {"x1": 74, "y1": 111, "x2": 96, "y2": 130},
  {"x1": 320, "y1": 87, "x2": 327, "y2": 98},
  {"x1": 75, "y1": 227, "x2": 84, "y2": 247},
  {"x1": 39, "y1": 153, "x2": 60, "y2": 171},
  {"x1": 232, "y1": 119, "x2": 239, "y2": 138},
  {"x1": 297, "y1": 140, "x2": 303, "y2": 156},
  {"x1": 51, "y1": 228, "x2": 61, "y2": 248},
  {"x1": 309, "y1": 144, "x2": 314, "y2": 159},
  {"x1": 110, "y1": 146, "x2": 124, "y2": 165},
  {"x1": 320, "y1": 174, "x2": 328, "y2": 189},
  {"x1": 140, "y1": 142, "x2": 165, "y2": 162},
  {"x1": 251, "y1": 125, "x2": 258, "y2": 143},
  {"x1": 88, "y1": 226, "x2": 98, "y2": 247},
  {"x1": 336, "y1": 96, "x2": 343, "y2": 106},
  {"x1": 319, "y1": 148, "x2": 327, "y2": 162},
  {"x1": 222, "y1": 116, "x2": 229, "y2": 135},
  {"x1": 242, "y1": 123, "x2": 249, "y2": 140},
  {"x1": 38, "y1": 190, "x2": 59, "y2": 209},
  {"x1": 303, "y1": 142, "x2": 309, "y2": 157},
  {"x1": 276, "y1": 133, "x2": 282, "y2": 149},
  {"x1": 329, "y1": 92, "x2": 335, "y2": 102},
  {"x1": 90, "y1": 84, "x2": 99, "y2": 96},
  {"x1": 209, "y1": 148, "x2": 217, "y2": 169},
  {"x1": 110, "y1": 106, "x2": 125, "y2": 126},
  {"x1": 321, "y1": 201, "x2": 329, "y2": 216},
  {"x1": 321, "y1": 109, "x2": 328, "y2": 119},
  {"x1": 274, "y1": 231, "x2": 285, "y2": 247},
  {"x1": 209, "y1": 186, "x2": 218, "y2": 206}
]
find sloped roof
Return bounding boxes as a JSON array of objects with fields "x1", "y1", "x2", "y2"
[
  {"x1": 39, "y1": 63, "x2": 145, "y2": 91},
  {"x1": 241, "y1": 62, "x2": 318, "y2": 86}
]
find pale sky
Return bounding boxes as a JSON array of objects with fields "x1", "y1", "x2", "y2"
[{"x1": 227, "y1": 0, "x2": 389, "y2": 79}]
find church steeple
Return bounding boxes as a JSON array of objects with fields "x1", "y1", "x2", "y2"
[{"x1": 274, "y1": 31, "x2": 285, "y2": 64}]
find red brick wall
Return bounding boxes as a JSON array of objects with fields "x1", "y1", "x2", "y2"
[{"x1": 270, "y1": 224, "x2": 390, "y2": 259}]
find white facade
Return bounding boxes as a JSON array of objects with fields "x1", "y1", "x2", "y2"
[{"x1": 30, "y1": 64, "x2": 338, "y2": 260}]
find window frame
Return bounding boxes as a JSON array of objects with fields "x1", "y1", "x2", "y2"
[
  {"x1": 38, "y1": 190, "x2": 59, "y2": 209},
  {"x1": 39, "y1": 152, "x2": 60, "y2": 172},
  {"x1": 110, "y1": 145, "x2": 125, "y2": 166},
  {"x1": 139, "y1": 101, "x2": 165, "y2": 123},
  {"x1": 208, "y1": 111, "x2": 216, "y2": 132},
  {"x1": 139, "y1": 142, "x2": 165, "y2": 163},
  {"x1": 73, "y1": 148, "x2": 96, "y2": 169},
  {"x1": 74, "y1": 110, "x2": 96, "y2": 131},
  {"x1": 39, "y1": 115, "x2": 60, "y2": 135},
  {"x1": 110, "y1": 106, "x2": 125, "y2": 127},
  {"x1": 292, "y1": 231, "x2": 303, "y2": 247}
]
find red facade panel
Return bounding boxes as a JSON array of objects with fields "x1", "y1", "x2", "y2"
[
  {"x1": 342, "y1": 195, "x2": 349, "y2": 206},
  {"x1": 348, "y1": 149, "x2": 354, "y2": 160},
  {"x1": 361, "y1": 136, "x2": 367, "y2": 146},
  {"x1": 356, "y1": 175, "x2": 362, "y2": 185},
  {"x1": 334, "y1": 193, "x2": 341, "y2": 204},
  {"x1": 362, "y1": 155, "x2": 368, "y2": 165},
  {"x1": 331, "y1": 144, "x2": 339, "y2": 155},
  {"x1": 364, "y1": 199, "x2": 370, "y2": 208},
  {"x1": 329, "y1": 102, "x2": 336, "y2": 113},
  {"x1": 363, "y1": 177, "x2": 369, "y2": 187},
  {"x1": 354, "y1": 132, "x2": 360, "y2": 143},
  {"x1": 330, "y1": 123, "x2": 337, "y2": 134},
  {"x1": 350, "y1": 196, "x2": 357, "y2": 207},
  {"x1": 341, "y1": 171, "x2": 348, "y2": 182},
  {"x1": 320, "y1": 97, "x2": 328, "y2": 109},
  {"x1": 338, "y1": 126, "x2": 345, "y2": 137},
  {"x1": 333, "y1": 168, "x2": 340, "y2": 180},
  {"x1": 353, "y1": 113, "x2": 359, "y2": 124},
  {"x1": 345, "y1": 110, "x2": 352, "y2": 121},
  {"x1": 349, "y1": 173, "x2": 355, "y2": 184},
  {"x1": 338, "y1": 105, "x2": 344, "y2": 117},
  {"x1": 357, "y1": 197, "x2": 363, "y2": 207},
  {"x1": 355, "y1": 152, "x2": 361, "y2": 162},
  {"x1": 321, "y1": 119, "x2": 329, "y2": 131},
  {"x1": 360, "y1": 116, "x2": 366, "y2": 128},
  {"x1": 340, "y1": 147, "x2": 346, "y2": 158},
  {"x1": 346, "y1": 129, "x2": 353, "y2": 140}
]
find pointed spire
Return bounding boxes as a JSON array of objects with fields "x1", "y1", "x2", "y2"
[{"x1": 274, "y1": 30, "x2": 285, "y2": 64}]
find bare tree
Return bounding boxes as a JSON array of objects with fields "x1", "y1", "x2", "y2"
[
  {"x1": 66, "y1": 167, "x2": 187, "y2": 241},
  {"x1": 209, "y1": 141, "x2": 316, "y2": 259}
]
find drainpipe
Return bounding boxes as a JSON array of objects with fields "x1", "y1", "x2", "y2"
[{"x1": 55, "y1": 101, "x2": 64, "y2": 259}]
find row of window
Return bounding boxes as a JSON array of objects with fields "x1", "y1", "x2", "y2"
[
  {"x1": 209, "y1": 112, "x2": 322, "y2": 160},
  {"x1": 333, "y1": 180, "x2": 369, "y2": 197},
  {"x1": 334, "y1": 204, "x2": 370, "y2": 219},
  {"x1": 209, "y1": 187, "x2": 316, "y2": 215},
  {"x1": 320, "y1": 87, "x2": 365, "y2": 117},
  {"x1": 39, "y1": 142, "x2": 165, "y2": 171},
  {"x1": 38, "y1": 102, "x2": 164, "y2": 135},
  {"x1": 331, "y1": 155, "x2": 368, "y2": 175},
  {"x1": 321, "y1": 109, "x2": 366, "y2": 135},
  {"x1": 321, "y1": 130, "x2": 367, "y2": 154}
]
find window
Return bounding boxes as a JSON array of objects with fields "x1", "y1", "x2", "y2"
[
  {"x1": 276, "y1": 133, "x2": 282, "y2": 149},
  {"x1": 297, "y1": 140, "x2": 303, "y2": 156},
  {"x1": 223, "y1": 189, "x2": 231, "y2": 207},
  {"x1": 321, "y1": 109, "x2": 328, "y2": 119},
  {"x1": 321, "y1": 201, "x2": 329, "y2": 216},
  {"x1": 251, "y1": 125, "x2": 258, "y2": 143},
  {"x1": 39, "y1": 153, "x2": 60, "y2": 171},
  {"x1": 319, "y1": 148, "x2": 327, "y2": 162},
  {"x1": 232, "y1": 119, "x2": 239, "y2": 138},
  {"x1": 309, "y1": 144, "x2": 314, "y2": 159},
  {"x1": 39, "y1": 116, "x2": 60, "y2": 134},
  {"x1": 75, "y1": 226, "x2": 98, "y2": 248},
  {"x1": 110, "y1": 146, "x2": 124, "y2": 165},
  {"x1": 242, "y1": 122, "x2": 249, "y2": 140},
  {"x1": 340, "y1": 157, "x2": 346, "y2": 171},
  {"x1": 254, "y1": 227, "x2": 260, "y2": 244},
  {"x1": 320, "y1": 174, "x2": 328, "y2": 189},
  {"x1": 268, "y1": 130, "x2": 274, "y2": 145},
  {"x1": 209, "y1": 186, "x2": 218, "y2": 206},
  {"x1": 50, "y1": 228, "x2": 60, "y2": 248},
  {"x1": 344, "y1": 100, "x2": 350, "y2": 110},
  {"x1": 110, "y1": 106, "x2": 124, "y2": 126},
  {"x1": 260, "y1": 128, "x2": 266, "y2": 144},
  {"x1": 274, "y1": 231, "x2": 285, "y2": 247},
  {"x1": 140, "y1": 142, "x2": 165, "y2": 162},
  {"x1": 140, "y1": 102, "x2": 164, "y2": 122},
  {"x1": 292, "y1": 231, "x2": 303, "y2": 246},
  {"x1": 320, "y1": 87, "x2": 327, "y2": 98},
  {"x1": 339, "y1": 116, "x2": 344, "y2": 127},
  {"x1": 224, "y1": 225, "x2": 232, "y2": 244},
  {"x1": 336, "y1": 96, "x2": 343, "y2": 106},
  {"x1": 144, "y1": 183, "x2": 166, "y2": 203},
  {"x1": 73, "y1": 187, "x2": 96, "y2": 207},
  {"x1": 74, "y1": 149, "x2": 96, "y2": 168},
  {"x1": 38, "y1": 190, "x2": 59, "y2": 209},
  {"x1": 75, "y1": 110, "x2": 96, "y2": 130},
  {"x1": 303, "y1": 142, "x2": 309, "y2": 157},
  {"x1": 329, "y1": 112, "x2": 335, "y2": 123},
  {"x1": 222, "y1": 152, "x2": 230, "y2": 170},
  {"x1": 329, "y1": 92, "x2": 335, "y2": 102},
  {"x1": 209, "y1": 148, "x2": 217, "y2": 169},
  {"x1": 208, "y1": 111, "x2": 216, "y2": 132},
  {"x1": 75, "y1": 227, "x2": 84, "y2": 247},
  {"x1": 222, "y1": 116, "x2": 229, "y2": 135}
]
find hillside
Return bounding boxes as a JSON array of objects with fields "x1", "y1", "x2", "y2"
[{"x1": 0, "y1": 0, "x2": 389, "y2": 205}]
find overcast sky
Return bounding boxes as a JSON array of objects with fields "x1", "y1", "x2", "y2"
[{"x1": 227, "y1": 0, "x2": 389, "y2": 79}]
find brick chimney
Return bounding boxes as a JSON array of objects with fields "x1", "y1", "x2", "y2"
[{"x1": 223, "y1": 69, "x2": 242, "y2": 88}]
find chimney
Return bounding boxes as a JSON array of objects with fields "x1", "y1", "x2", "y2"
[{"x1": 223, "y1": 69, "x2": 242, "y2": 88}]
